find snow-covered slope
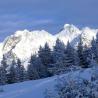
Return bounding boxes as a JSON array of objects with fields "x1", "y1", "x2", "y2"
[
  {"x1": 0, "y1": 24, "x2": 98, "y2": 64},
  {"x1": 0, "y1": 67, "x2": 97, "y2": 98},
  {"x1": 56, "y1": 24, "x2": 81, "y2": 47},
  {"x1": 81, "y1": 27, "x2": 98, "y2": 46},
  {"x1": 12, "y1": 30, "x2": 55, "y2": 61},
  {"x1": 1, "y1": 30, "x2": 55, "y2": 61}
]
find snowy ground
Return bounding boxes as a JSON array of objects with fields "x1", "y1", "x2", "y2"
[
  {"x1": 0, "y1": 68, "x2": 96, "y2": 98},
  {"x1": 0, "y1": 76, "x2": 57, "y2": 98}
]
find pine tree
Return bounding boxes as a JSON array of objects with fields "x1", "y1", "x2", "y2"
[
  {"x1": 94, "y1": 33, "x2": 98, "y2": 62},
  {"x1": 64, "y1": 41, "x2": 76, "y2": 67},
  {"x1": 39, "y1": 43, "x2": 53, "y2": 66},
  {"x1": 34, "y1": 57, "x2": 47, "y2": 78},
  {"x1": 7, "y1": 60, "x2": 16, "y2": 83},
  {"x1": 83, "y1": 45, "x2": 92, "y2": 66},
  {"x1": 0, "y1": 66, "x2": 7, "y2": 85},
  {"x1": 15, "y1": 59, "x2": 26, "y2": 82},
  {"x1": 1, "y1": 55, "x2": 8, "y2": 69},
  {"x1": 91, "y1": 34, "x2": 98, "y2": 64},
  {"x1": 91, "y1": 37, "x2": 96, "y2": 60},
  {"x1": 38, "y1": 43, "x2": 53, "y2": 76},
  {"x1": 77, "y1": 37, "x2": 88, "y2": 68},
  {"x1": 50, "y1": 39, "x2": 66, "y2": 74},
  {"x1": 0, "y1": 66, "x2": 6, "y2": 92},
  {"x1": 27, "y1": 55, "x2": 40, "y2": 80},
  {"x1": 0, "y1": 55, "x2": 7, "y2": 85},
  {"x1": 53, "y1": 39, "x2": 65, "y2": 63}
]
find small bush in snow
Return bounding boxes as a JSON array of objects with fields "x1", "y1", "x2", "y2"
[{"x1": 45, "y1": 69, "x2": 98, "y2": 98}]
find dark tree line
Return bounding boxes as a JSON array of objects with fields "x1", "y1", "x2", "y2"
[{"x1": 0, "y1": 33, "x2": 98, "y2": 85}]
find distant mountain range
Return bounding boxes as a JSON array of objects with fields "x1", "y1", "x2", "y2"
[{"x1": 0, "y1": 24, "x2": 97, "y2": 68}]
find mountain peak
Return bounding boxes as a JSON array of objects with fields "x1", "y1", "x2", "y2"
[
  {"x1": 57, "y1": 24, "x2": 80, "y2": 38},
  {"x1": 14, "y1": 29, "x2": 51, "y2": 38},
  {"x1": 62, "y1": 24, "x2": 80, "y2": 34},
  {"x1": 64, "y1": 24, "x2": 78, "y2": 30},
  {"x1": 15, "y1": 29, "x2": 29, "y2": 36},
  {"x1": 64, "y1": 24, "x2": 74, "y2": 28}
]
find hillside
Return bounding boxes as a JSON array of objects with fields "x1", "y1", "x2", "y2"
[{"x1": 0, "y1": 67, "x2": 98, "y2": 98}]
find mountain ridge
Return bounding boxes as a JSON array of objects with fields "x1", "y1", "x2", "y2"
[{"x1": 0, "y1": 24, "x2": 98, "y2": 67}]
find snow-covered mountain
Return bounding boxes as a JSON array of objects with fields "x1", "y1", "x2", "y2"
[
  {"x1": 56, "y1": 24, "x2": 81, "y2": 47},
  {"x1": 0, "y1": 24, "x2": 98, "y2": 66}
]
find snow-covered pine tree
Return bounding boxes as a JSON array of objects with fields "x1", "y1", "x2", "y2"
[
  {"x1": 91, "y1": 37, "x2": 96, "y2": 59},
  {"x1": 7, "y1": 60, "x2": 16, "y2": 84},
  {"x1": 94, "y1": 33, "x2": 98, "y2": 63},
  {"x1": 27, "y1": 55, "x2": 40, "y2": 80},
  {"x1": 0, "y1": 67, "x2": 6, "y2": 92},
  {"x1": 34, "y1": 57, "x2": 47, "y2": 78},
  {"x1": 0, "y1": 55, "x2": 7, "y2": 92},
  {"x1": 83, "y1": 45, "x2": 92, "y2": 67},
  {"x1": 15, "y1": 59, "x2": 26, "y2": 82},
  {"x1": 50, "y1": 39, "x2": 66, "y2": 74},
  {"x1": 77, "y1": 36, "x2": 88, "y2": 68},
  {"x1": 38, "y1": 42, "x2": 52, "y2": 66},
  {"x1": 0, "y1": 55, "x2": 7, "y2": 85},
  {"x1": 38, "y1": 43, "x2": 53, "y2": 76},
  {"x1": 90, "y1": 33, "x2": 98, "y2": 64},
  {"x1": 64, "y1": 41, "x2": 76, "y2": 67},
  {"x1": 90, "y1": 37, "x2": 98, "y2": 66},
  {"x1": 53, "y1": 38, "x2": 65, "y2": 63},
  {"x1": 0, "y1": 66, "x2": 7, "y2": 85},
  {"x1": 1, "y1": 55, "x2": 8, "y2": 70}
]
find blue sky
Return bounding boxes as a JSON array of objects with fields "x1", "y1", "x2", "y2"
[{"x1": 0, "y1": 0, "x2": 98, "y2": 41}]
